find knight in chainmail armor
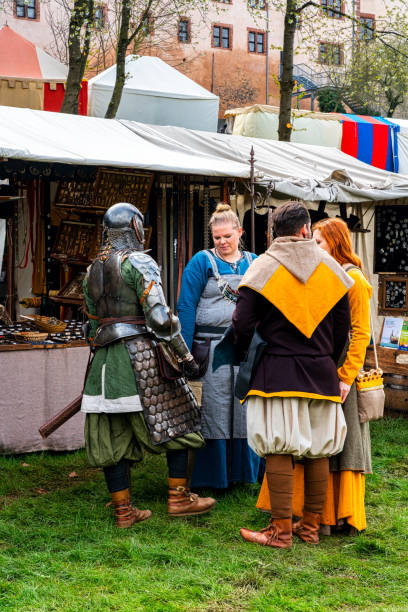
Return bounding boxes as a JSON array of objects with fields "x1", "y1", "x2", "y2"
[{"x1": 81, "y1": 203, "x2": 215, "y2": 528}]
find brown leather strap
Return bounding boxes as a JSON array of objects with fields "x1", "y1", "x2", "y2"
[
  {"x1": 85, "y1": 311, "x2": 99, "y2": 320},
  {"x1": 140, "y1": 280, "x2": 155, "y2": 305},
  {"x1": 98, "y1": 315, "x2": 146, "y2": 326}
]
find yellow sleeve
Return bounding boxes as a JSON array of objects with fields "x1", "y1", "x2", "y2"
[{"x1": 337, "y1": 268, "x2": 372, "y2": 386}]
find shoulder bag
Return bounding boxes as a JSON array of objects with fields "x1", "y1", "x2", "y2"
[
  {"x1": 356, "y1": 315, "x2": 385, "y2": 423},
  {"x1": 343, "y1": 264, "x2": 385, "y2": 423}
]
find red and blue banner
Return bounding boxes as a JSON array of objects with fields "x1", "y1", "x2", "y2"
[{"x1": 341, "y1": 114, "x2": 399, "y2": 172}]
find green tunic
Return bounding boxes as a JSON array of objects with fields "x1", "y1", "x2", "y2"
[{"x1": 82, "y1": 258, "x2": 204, "y2": 468}]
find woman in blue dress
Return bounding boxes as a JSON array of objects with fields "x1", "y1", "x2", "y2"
[{"x1": 177, "y1": 203, "x2": 261, "y2": 489}]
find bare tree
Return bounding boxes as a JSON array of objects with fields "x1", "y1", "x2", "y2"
[
  {"x1": 105, "y1": 0, "x2": 154, "y2": 118},
  {"x1": 104, "y1": 0, "x2": 209, "y2": 119},
  {"x1": 43, "y1": 0, "x2": 72, "y2": 64},
  {"x1": 278, "y1": 0, "x2": 297, "y2": 141},
  {"x1": 270, "y1": 0, "x2": 408, "y2": 140},
  {"x1": 60, "y1": 0, "x2": 94, "y2": 114},
  {"x1": 45, "y1": 0, "x2": 209, "y2": 116}
]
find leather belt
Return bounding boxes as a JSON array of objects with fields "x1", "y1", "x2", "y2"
[
  {"x1": 98, "y1": 316, "x2": 146, "y2": 326},
  {"x1": 195, "y1": 325, "x2": 227, "y2": 335}
]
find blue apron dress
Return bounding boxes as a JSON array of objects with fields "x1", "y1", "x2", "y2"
[{"x1": 191, "y1": 251, "x2": 262, "y2": 489}]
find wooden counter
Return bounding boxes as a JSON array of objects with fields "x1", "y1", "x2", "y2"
[
  {"x1": 365, "y1": 345, "x2": 408, "y2": 375},
  {"x1": 365, "y1": 345, "x2": 408, "y2": 414}
]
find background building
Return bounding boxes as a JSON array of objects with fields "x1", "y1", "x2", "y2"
[{"x1": 0, "y1": 0, "x2": 393, "y2": 117}]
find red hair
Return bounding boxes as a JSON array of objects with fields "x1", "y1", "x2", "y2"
[{"x1": 313, "y1": 217, "x2": 362, "y2": 270}]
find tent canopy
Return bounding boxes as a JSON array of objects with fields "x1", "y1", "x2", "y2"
[
  {"x1": 88, "y1": 56, "x2": 219, "y2": 132},
  {"x1": 0, "y1": 25, "x2": 68, "y2": 81},
  {"x1": 226, "y1": 104, "x2": 400, "y2": 173},
  {"x1": 341, "y1": 114, "x2": 398, "y2": 172},
  {"x1": 1, "y1": 105, "x2": 408, "y2": 203}
]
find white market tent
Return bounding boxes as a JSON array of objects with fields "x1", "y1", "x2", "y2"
[
  {"x1": 225, "y1": 104, "x2": 344, "y2": 149},
  {"x1": 88, "y1": 56, "x2": 219, "y2": 132},
  {"x1": 2, "y1": 105, "x2": 408, "y2": 203}
]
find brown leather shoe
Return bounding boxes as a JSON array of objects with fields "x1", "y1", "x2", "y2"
[
  {"x1": 168, "y1": 486, "x2": 216, "y2": 517},
  {"x1": 293, "y1": 511, "x2": 321, "y2": 544},
  {"x1": 111, "y1": 489, "x2": 152, "y2": 528},
  {"x1": 240, "y1": 518, "x2": 292, "y2": 549}
]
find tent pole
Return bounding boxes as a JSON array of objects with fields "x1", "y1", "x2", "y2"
[
  {"x1": 249, "y1": 146, "x2": 256, "y2": 253},
  {"x1": 6, "y1": 216, "x2": 14, "y2": 320}
]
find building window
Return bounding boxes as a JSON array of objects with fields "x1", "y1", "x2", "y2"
[
  {"x1": 248, "y1": 0, "x2": 266, "y2": 9},
  {"x1": 213, "y1": 25, "x2": 232, "y2": 49},
  {"x1": 360, "y1": 15, "x2": 375, "y2": 40},
  {"x1": 248, "y1": 30, "x2": 265, "y2": 54},
  {"x1": 321, "y1": 0, "x2": 342, "y2": 19},
  {"x1": 15, "y1": 0, "x2": 37, "y2": 19},
  {"x1": 94, "y1": 4, "x2": 105, "y2": 29},
  {"x1": 178, "y1": 19, "x2": 190, "y2": 43},
  {"x1": 319, "y1": 42, "x2": 343, "y2": 65}
]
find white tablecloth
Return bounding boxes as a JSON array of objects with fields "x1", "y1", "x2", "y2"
[{"x1": 0, "y1": 346, "x2": 89, "y2": 454}]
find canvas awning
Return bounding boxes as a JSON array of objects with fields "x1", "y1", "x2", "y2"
[{"x1": 1, "y1": 105, "x2": 408, "y2": 203}]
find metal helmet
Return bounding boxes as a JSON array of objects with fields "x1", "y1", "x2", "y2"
[{"x1": 102, "y1": 202, "x2": 145, "y2": 252}]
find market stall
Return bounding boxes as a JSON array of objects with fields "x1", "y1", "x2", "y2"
[
  {"x1": 225, "y1": 105, "x2": 401, "y2": 173},
  {"x1": 1, "y1": 105, "x2": 408, "y2": 438},
  {"x1": 0, "y1": 25, "x2": 87, "y2": 114}
]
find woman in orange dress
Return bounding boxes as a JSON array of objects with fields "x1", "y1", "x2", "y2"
[{"x1": 256, "y1": 217, "x2": 372, "y2": 533}]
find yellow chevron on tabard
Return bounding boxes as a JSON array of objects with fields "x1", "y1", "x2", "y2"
[{"x1": 260, "y1": 262, "x2": 349, "y2": 338}]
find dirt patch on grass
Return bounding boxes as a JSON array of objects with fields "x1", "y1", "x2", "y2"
[{"x1": 0, "y1": 467, "x2": 101, "y2": 508}]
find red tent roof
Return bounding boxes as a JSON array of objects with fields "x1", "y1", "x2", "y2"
[{"x1": 0, "y1": 25, "x2": 67, "y2": 80}]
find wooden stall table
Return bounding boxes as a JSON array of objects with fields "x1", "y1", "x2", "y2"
[
  {"x1": 365, "y1": 345, "x2": 408, "y2": 415},
  {"x1": 0, "y1": 342, "x2": 89, "y2": 454}
]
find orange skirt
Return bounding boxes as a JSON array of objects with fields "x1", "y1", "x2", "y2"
[{"x1": 256, "y1": 463, "x2": 366, "y2": 532}]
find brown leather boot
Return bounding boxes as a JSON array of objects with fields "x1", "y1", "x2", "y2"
[
  {"x1": 111, "y1": 489, "x2": 152, "y2": 528},
  {"x1": 240, "y1": 518, "x2": 292, "y2": 549},
  {"x1": 293, "y1": 511, "x2": 321, "y2": 544},
  {"x1": 168, "y1": 485, "x2": 216, "y2": 517},
  {"x1": 293, "y1": 457, "x2": 329, "y2": 544}
]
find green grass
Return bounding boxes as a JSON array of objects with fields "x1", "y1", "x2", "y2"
[{"x1": 1, "y1": 418, "x2": 408, "y2": 611}]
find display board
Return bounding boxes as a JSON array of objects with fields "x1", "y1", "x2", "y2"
[
  {"x1": 55, "y1": 181, "x2": 94, "y2": 209},
  {"x1": 54, "y1": 169, "x2": 154, "y2": 214},
  {"x1": 91, "y1": 169, "x2": 154, "y2": 213},
  {"x1": 375, "y1": 205, "x2": 408, "y2": 273},
  {"x1": 378, "y1": 274, "x2": 408, "y2": 316},
  {"x1": 51, "y1": 221, "x2": 98, "y2": 263}
]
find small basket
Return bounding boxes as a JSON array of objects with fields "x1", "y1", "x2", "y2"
[
  {"x1": 21, "y1": 315, "x2": 67, "y2": 333},
  {"x1": 14, "y1": 331, "x2": 48, "y2": 343}
]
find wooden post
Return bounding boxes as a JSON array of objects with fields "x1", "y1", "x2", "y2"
[
  {"x1": 6, "y1": 216, "x2": 14, "y2": 320},
  {"x1": 156, "y1": 181, "x2": 163, "y2": 269},
  {"x1": 161, "y1": 182, "x2": 169, "y2": 300},
  {"x1": 249, "y1": 146, "x2": 256, "y2": 253},
  {"x1": 203, "y1": 180, "x2": 210, "y2": 250}
]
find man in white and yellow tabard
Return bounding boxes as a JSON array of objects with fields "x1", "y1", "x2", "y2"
[{"x1": 232, "y1": 201, "x2": 353, "y2": 549}]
